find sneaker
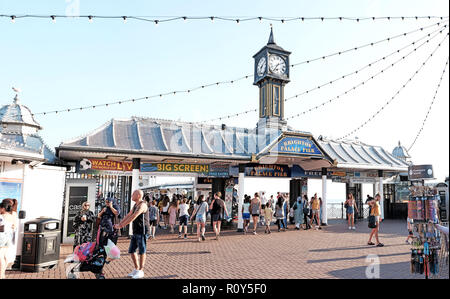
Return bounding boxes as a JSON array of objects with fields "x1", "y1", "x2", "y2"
[
  {"x1": 349, "y1": 226, "x2": 352, "y2": 230},
  {"x1": 132, "y1": 270, "x2": 144, "y2": 279},
  {"x1": 352, "y1": 227, "x2": 356, "y2": 230},
  {"x1": 128, "y1": 269, "x2": 138, "y2": 277},
  {"x1": 253, "y1": 231, "x2": 257, "y2": 235},
  {"x1": 201, "y1": 234, "x2": 206, "y2": 241},
  {"x1": 178, "y1": 234, "x2": 182, "y2": 238},
  {"x1": 184, "y1": 234, "x2": 187, "y2": 239},
  {"x1": 376, "y1": 243, "x2": 384, "y2": 247}
]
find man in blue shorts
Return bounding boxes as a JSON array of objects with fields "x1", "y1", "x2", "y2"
[{"x1": 115, "y1": 189, "x2": 149, "y2": 279}]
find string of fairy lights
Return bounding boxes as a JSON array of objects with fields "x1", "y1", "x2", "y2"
[
  {"x1": 8, "y1": 19, "x2": 443, "y2": 119},
  {"x1": 407, "y1": 57, "x2": 449, "y2": 152},
  {"x1": 336, "y1": 33, "x2": 449, "y2": 141},
  {"x1": 284, "y1": 29, "x2": 449, "y2": 121},
  {"x1": 1, "y1": 14, "x2": 448, "y2": 24},
  {"x1": 203, "y1": 22, "x2": 448, "y2": 123},
  {"x1": 1, "y1": 15, "x2": 448, "y2": 152}
]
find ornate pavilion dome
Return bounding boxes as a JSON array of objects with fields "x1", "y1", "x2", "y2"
[{"x1": 0, "y1": 91, "x2": 56, "y2": 163}]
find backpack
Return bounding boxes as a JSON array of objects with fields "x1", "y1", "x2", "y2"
[{"x1": 74, "y1": 241, "x2": 96, "y2": 262}]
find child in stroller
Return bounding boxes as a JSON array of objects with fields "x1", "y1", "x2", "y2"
[
  {"x1": 66, "y1": 197, "x2": 121, "y2": 279},
  {"x1": 65, "y1": 226, "x2": 120, "y2": 279}
]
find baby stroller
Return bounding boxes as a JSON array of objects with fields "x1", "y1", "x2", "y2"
[{"x1": 65, "y1": 227, "x2": 118, "y2": 279}]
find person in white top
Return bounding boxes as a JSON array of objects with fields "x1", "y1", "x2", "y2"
[
  {"x1": 260, "y1": 192, "x2": 268, "y2": 226},
  {"x1": 0, "y1": 199, "x2": 18, "y2": 280},
  {"x1": 242, "y1": 196, "x2": 251, "y2": 234},
  {"x1": 178, "y1": 198, "x2": 190, "y2": 239}
]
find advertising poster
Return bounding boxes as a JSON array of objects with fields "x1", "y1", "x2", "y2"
[
  {"x1": 0, "y1": 181, "x2": 23, "y2": 211},
  {"x1": 66, "y1": 186, "x2": 89, "y2": 238},
  {"x1": 77, "y1": 158, "x2": 133, "y2": 175}
]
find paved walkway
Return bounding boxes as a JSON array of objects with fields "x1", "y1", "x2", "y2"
[{"x1": 5, "y1": 219, "x2": 448, "y2": 279}]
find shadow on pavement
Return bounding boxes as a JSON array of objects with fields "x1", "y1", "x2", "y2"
[
  {"x1": 327, "y1": 261, "x2": 419, "y2": 279},
  {"x1": 308, "y1": 252, "x2": 410, "y2": 264}
]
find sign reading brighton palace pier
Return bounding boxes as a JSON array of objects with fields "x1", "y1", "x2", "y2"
[
  {"x1": 245, "y1": 164, "x2": 291, "y2": 177},
  {"x1": 272, "y1": 136, "x2": 323, "y2": 156}
]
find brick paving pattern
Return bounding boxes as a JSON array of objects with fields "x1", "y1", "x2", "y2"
[{"x1": 4, "y1": 219, "x2": 449, "y2": 279}]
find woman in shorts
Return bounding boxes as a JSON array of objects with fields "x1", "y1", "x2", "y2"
[
  {"x1": 191, "y1": 195, "x2": 209, "y2": 242},
  {"x1": 178, "y1": 198, "x2": 190, "y2": 239},
  {"x1": 242, "y1": 196, "x2": 251, "y2": 234},
  {"x1": 160, "y1": 196, "x2": 170, "y2": 229},
  {"x1": 250, "y1": 193, "x2": 262, "y2": 235},
  {"x1": 345, "y1": 193, "x2": 358, "y2": 230}
]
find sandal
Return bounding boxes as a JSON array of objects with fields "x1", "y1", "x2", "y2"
[
  {"x1": 367, "y1": 242, "x2": 375, "y2": 246},
  {"x1": 376, "y1": 243, "x2": 384, "y2": 247}
]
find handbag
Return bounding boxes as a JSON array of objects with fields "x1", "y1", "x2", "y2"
[
  {"x1": 303, "y1": 207, "x2": 309, "y2": 215},
  {"x1": 368, "y1": 215, "x2": 377, "y2": 228}
]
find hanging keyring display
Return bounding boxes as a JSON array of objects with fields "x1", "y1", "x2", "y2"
[{"x1": 408, "y1": 185, "x2": 442, "y2": 279}]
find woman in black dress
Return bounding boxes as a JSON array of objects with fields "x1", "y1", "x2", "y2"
[{"x1": 73, "y1": 202, "x2": 95, "y2": 250}]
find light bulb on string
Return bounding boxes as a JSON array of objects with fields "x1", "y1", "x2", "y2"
[
  {"x1": 88, "y1": 15, "x2": 93, "y2": 23},
  {"x1": 10, "y1": 15, "x2": 16, "y2": 23},
  {"x1": 51, "y1": 15, "x2": 56, "y2": 23},
  {"x1": 122, "y1": 16, "x2": 127, "y2": 23}
]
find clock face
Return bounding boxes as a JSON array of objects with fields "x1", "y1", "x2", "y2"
[
  {"x1": 257, "y1": 57, "x2": 266, "y2": 77},
  {"x1": 269, "y1": 54, "x2": 286, "y2": 76}
]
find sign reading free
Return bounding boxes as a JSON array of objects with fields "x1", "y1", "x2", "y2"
[
  {"x1": 272, "y1": 136, "x2": 323, "y2": 156},
  {"x1": 141, "y1": 163, "x2": 210, "y2": 174}
]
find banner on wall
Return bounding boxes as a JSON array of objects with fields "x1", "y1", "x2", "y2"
[{"x1": 77, "y1": 158, "x2": 132, "y2": 175}]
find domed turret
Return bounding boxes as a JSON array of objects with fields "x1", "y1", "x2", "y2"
[
  {"x1": 392, "y1": 141, "x2": 411, "y2": 163},
  {"x1": 0, "y1": 90, "x2": 56, "y2": 163},
  {"x1": 0, "y1": 93, "x2": 42, "y2": 134}
]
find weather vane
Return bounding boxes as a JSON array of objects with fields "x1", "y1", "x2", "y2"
[{"x1": 12, "y1": 86, "x2": 21, "y2": 103}]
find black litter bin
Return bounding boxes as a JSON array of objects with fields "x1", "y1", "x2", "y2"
[{"x1": 21, "y1": 217, "x2": 61, "y2": 272}]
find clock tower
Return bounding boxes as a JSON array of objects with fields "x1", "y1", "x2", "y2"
[{"x1": 253, "y1": 27, "x2": 291, "y2": 131}]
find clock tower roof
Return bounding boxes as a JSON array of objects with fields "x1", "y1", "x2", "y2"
[{"x1": 253, "y1": 27, "x2": 291, "y2": 58}]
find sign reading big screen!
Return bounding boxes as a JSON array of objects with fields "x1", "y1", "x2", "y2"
[{"x1": 141, "y1": 163, "x2": 210, "y2": 174}]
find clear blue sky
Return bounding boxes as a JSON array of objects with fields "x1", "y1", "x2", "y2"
[{"x1": 1, "y1": 0, "x2": 449, "y2": 181}]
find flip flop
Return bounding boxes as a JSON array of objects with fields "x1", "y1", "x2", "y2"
[
  {"x1": 367, "y1": 242, "x2": 375, "y2": 246},
  {"x1": 376, "y1": 243, "x2": 384, "y2": 247}
]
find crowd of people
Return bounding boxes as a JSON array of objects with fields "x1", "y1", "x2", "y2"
[
  {"x1": 242, "y1": 191, "x2": 326, "y2": 234},
  {"x1": 0, "y1": 188, "x2": 387, "y2": 279}
]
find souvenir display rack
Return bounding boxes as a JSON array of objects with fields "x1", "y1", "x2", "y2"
[{"x1": 408, "y1": 185, "x2": 441, "y2": 279}]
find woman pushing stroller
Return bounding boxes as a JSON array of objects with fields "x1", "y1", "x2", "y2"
[{"x1": 66, "y1": 197, "x2": 121, "y2": 279}]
